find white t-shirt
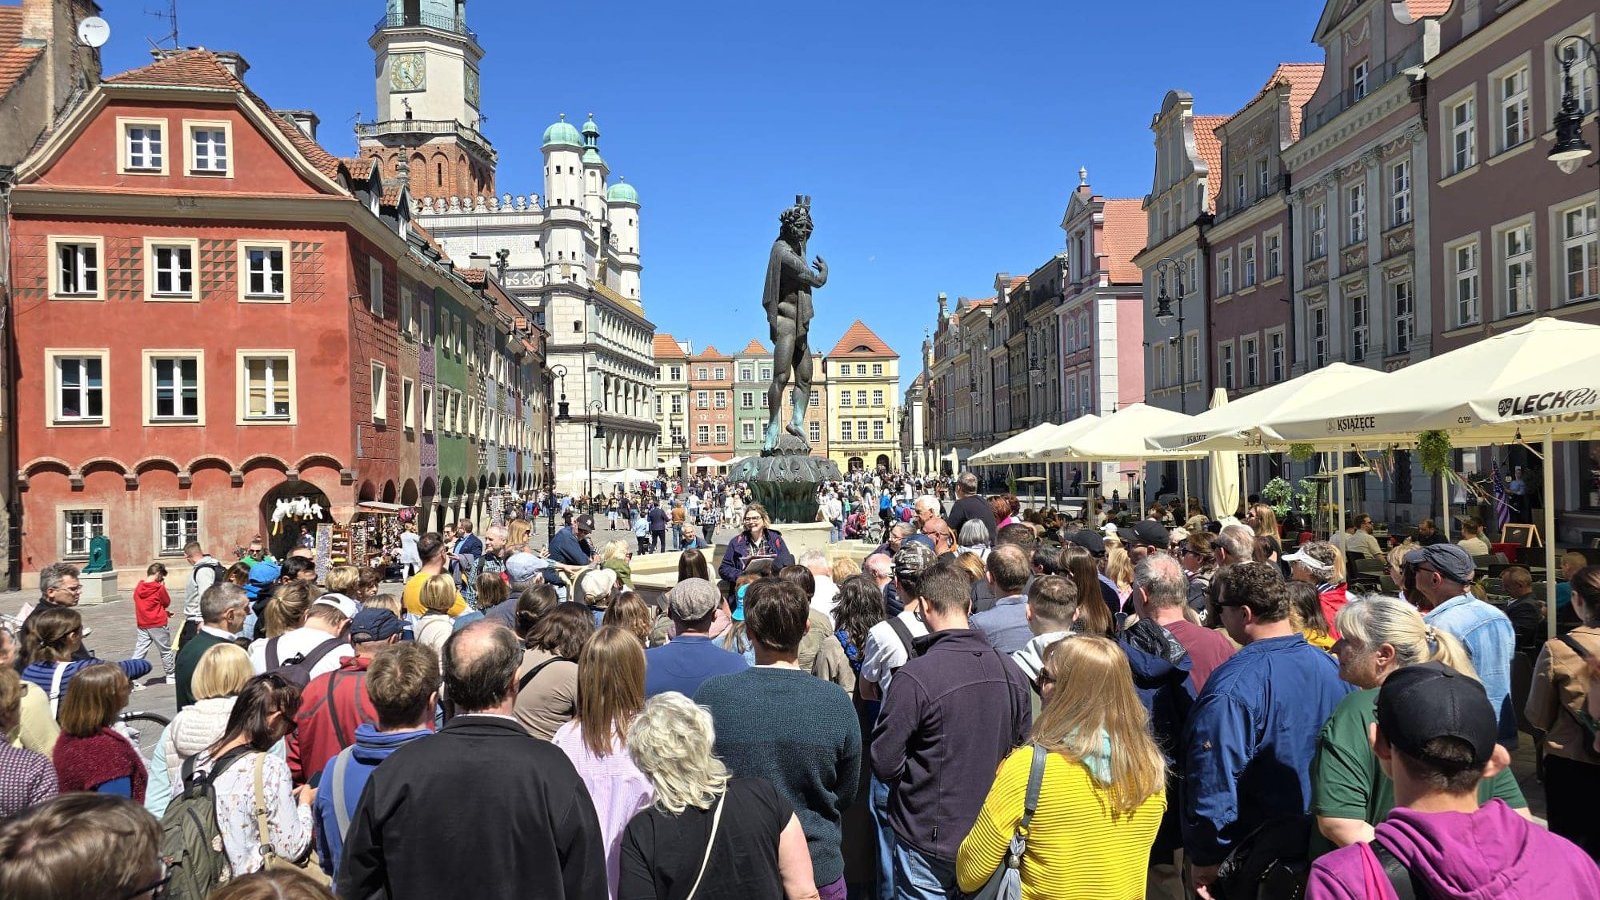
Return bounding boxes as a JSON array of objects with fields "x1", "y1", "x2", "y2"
[
  {"x1": 247, "y1": 626, "x2": 351, "y2": 681},
  {"x1": 811, "y1": 577, "x2": 840, "y2": 619},
  {"x1": 859, "y1": 610, "x2": 930, "y2": 696}
]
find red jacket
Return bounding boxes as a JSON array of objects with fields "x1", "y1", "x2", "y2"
[
  {"x1": 288, "y1": 655, "x2": 378, "y2": 785},
  {"x1": 133, "y1": 580, "x2": 171, "y2": 628},
  {"x1": 1318, "y1": 582, "x2": 1350, "y2": 640}
]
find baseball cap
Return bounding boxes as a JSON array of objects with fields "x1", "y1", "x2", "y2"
[
  {"x1": 245, "y1": 561, "x2": 281, "y2": 601},
  {"x1": 1132, "y1": 520, "x2": 1170, "y2": 548},
  {"x1": 893, "y1": 541, "x2": 937, "y2": 583},
  {"x1": 1376, "y1": 661, "x2": 1497, "y2": 771},
  {"x1": 312, "y1": 593, "x2": 360, "y2": 620},
  {"x1": 349, "y1": 608, "x2": 403, "y2": 643},
  {"x1": 731, "y1": 583, "x2": 750, "y2": 622},
  {"x1": 1282, "y1": 546, "x2": 1336, "y2": 573},
  {"x1": 1067, "y1": 530, "x2": 1106, "y2": 556},
  {"x1": 575, "y1": 514, "x2": 595, "y2": 532},
  {"x1": 1403, "y1": 543, "x2": 1475, "y2": 584},
  {"x1": 1169, "y1": 526, "x2": 1191, "y2": 544},
  {"x1": 667, "y1": 578, "x2": 720, "y2": 620},
  {"x1": 505, "y1": 551, "x2": 546, "y2": 585}
]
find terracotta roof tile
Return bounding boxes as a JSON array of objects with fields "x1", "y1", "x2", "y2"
[
  {"x1": 105, "y1": 50, "x2": 344, "y2": 183},
  {"x1": 653, "y1": 334, "x2": 687, "y2": 359},
  {"x1": 1191, "y1": 115, "x2": 1229, "y2": 210},
  {"x1": 739, "y1": 339, "x2": 768, "y2": 354},
  {"x1": 380, "y1": 184, "x2": 405, "y2": 208},
  {"x1": 1100, "y1": 200, "x2": 1149, "y2": 285},
  {"x1": 0, "y1": 6, "x2": 22, "y2": 50},
  {"x1": 694, "y1": 344, "x2": 731, "y2": 360},
  {"x1": 343, "y1": 156, "x2": 376, "y2": 180},
  {"x1": 458, "y1": 267, "x2": 487, "y2": 286},
  {"x1": 1258, "y1": 62, "x2": 1326, "y2": 142},
  {"x1": 1397, "y1": 0, "x2": 1453, "y2": 20},
  {"x1": 0, "y1": 43, "x2": 39, "y2": 101},
  {"x1": 827, "y1": 320, "x2": 896, "y2": 359}
]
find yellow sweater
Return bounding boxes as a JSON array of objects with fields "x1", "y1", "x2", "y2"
[{"x1": 956, "y1": 747, "x2": 1165, "y2": 900}]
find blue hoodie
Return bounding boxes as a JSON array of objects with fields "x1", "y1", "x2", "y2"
[{"x1": 313, "y1": 722, "x2": 432, "y2": 877}]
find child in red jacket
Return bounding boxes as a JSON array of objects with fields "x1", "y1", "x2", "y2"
[{"x1": 132, "y1": 562, "x2": 175, "y2": 685}]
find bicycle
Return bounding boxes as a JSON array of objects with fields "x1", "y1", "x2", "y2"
[{"x1": 119, "y1": 709, "x2": 171, "y2": 761}]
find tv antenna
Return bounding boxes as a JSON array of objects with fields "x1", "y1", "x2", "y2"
[{"x1": 145, "y1": 1, "x2": 179, "y2": 52}]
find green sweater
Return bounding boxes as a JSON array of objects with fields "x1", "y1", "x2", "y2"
[
  {"x1": 174, "y1": 630, "x2": 228, "y2": 709},
  {"x1": 694, "y1": 666, "x2": 861, "y2": 885}
]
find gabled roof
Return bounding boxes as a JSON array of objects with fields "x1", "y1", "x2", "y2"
[
  {"x1": 739, "y1": 339, "x2": 768, "y2": 354},
  {"x1": 1191, "y1": 115, "x2": 1228, "y2": 209},
  {"x1": 1100, "y1": 200, "x2": 1149, "y2": 285},
  {"x1": 343, "y1": 156, "x2": 377, "y2": 181},
  {"x1": 0, "y1": 6, "x2": 41, "y2": 103},
  {"x1": 694, "y1": 344, "x2": 730, "y2": 360},
  {"x1": 828, "y1": 320, "x2": 896, "y2": 359},
  {"x1": 1259, "y1": 63, "x2": 1325, "y2": 141},
  {"x1": 458, "y1": 268, "x2": 487, "y2": 286},
  {"x1": 652, "y1": 334, "x2": 686, "y2": 359},
  {"x1": 104, "y1": 50, "x2": 345, "y2": 183}
]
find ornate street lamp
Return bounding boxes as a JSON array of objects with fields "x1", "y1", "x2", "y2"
[
  {"x1": 1152, "y1": 257, "x2": 1188, "y2": 414},
  {"x1": 547, "y1": 364, "x2": 568, "y2": 541},
  {"x1": 1549, "y1": 36, "x2": 1597, "y2": 177}
]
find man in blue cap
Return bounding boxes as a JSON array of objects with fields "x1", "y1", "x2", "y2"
[{"x1": 1403, "y1": 542, "x2": 1517, "y2": 747}]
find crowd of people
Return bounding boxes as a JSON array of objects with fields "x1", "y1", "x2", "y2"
[{"x1": 4, "y1": 469, "x2": 1600, "y2": 900}]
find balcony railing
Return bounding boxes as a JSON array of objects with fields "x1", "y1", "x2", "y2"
[
  {"x1": 1300, "y1": 42, "x2": 1423, "y2": 137},
  {"x1": 374, "y1": 11, "x2": 477, "y2": 41}
]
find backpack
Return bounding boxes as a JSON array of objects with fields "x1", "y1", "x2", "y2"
[
  {"x1": 1556, "y1": 634, "x2": 1600, "y2": 748},
  {"x1": 160, "y1": 748, "x2": 251, "y2": 900},
  {"x1": 265, "y1": 636, "x2": 345, "y2": 689},
  {"x1": 191, "y1": 561, "x2": 228, "y2": 591}
]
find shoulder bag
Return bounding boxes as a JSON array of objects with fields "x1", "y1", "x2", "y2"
[
  {"x1": 963, "y1": 743, "x2": 1046, "y2": 900},
  {"x1": 251, "y1": 752, "x2": 329, "y2": 885},
  {"x1": 684, "y1": 793, "x2": 726, "y2": 900}
]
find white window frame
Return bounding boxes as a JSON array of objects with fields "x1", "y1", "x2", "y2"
[
  {"x1": 873, "y1": 419, "x2": 886, "y2": 441},
  {"x1": 872, "y1": 389, "x2": 884, "y2": 407},
  {"x1": 399, "y1": 286, "x2": 415, "y2": 336},
  {"x1": 1494, "y1": 57, "x2": 1532, "y2": 153},
  {"x1": 46, "y1": 349, "x2": 109, "y2": 426},
  {"x1": 184, "y1": 120, "x2": 232, "y2": 175},
  {"x1": 1242, "y1": 335, "x2": 1259, "y2": 387},
  {"x1": 1239, "y1": 242, "x2": 1256, "y2": 288},
  {"x1": 369, "y1": 257, "x2": 385, "y2": 316},
  {"x1": 696, "y1": 390, "x2": 709, "y2": 409},
  {"x1": 370, "y1": 361, "x2": 388, "y2": 422},
  {"x1": 696, "y1": 424, "x2": 710, "y2": 445},
  {"x1": 1218, "y1": 342, "x2": 1235, "y2": 390},
  {"x1": 808, "y1": 420, "x2": 821, "y2": 443},
  {"x1": 1448, "y1": 237, "x2": 1482, "y2": 326},
  {"x1": 1311, "y1": 305, "x2": 1330, "y2": 368},
  {"x1": 1445, "y1": 90, "x2": 1477, "y2": 175},
  {"x1": 142, "y1": 350, "x2": 205, "y2": 425},
  {"x1": 714, "y1": 425, "x2": 728, "y2": 445},
  {"x1": 840, "y1": 420, "x2": 853, "y2": 442},
  {"x1": 741, "y1": 421, "x2": 755, "y2": 441},
  {"x1": 1390, "y1": 279, "x2": 1415, "y2": 355},
  {"x1": 1217, "y1": 250, "x2": 1234, "y2": 295},
  {"x1": 118, "y1": 117, "x2": 168, "y2": 175},
  {"x1": 238, "y1": 240, "x2": 290, "y2": 302},
  {"x1": 1234, "y1": 172, "x2": 1247, "y2": 209},
  {"x1": 1264, "y1": 229, "x2": 1282, "y2": 279},
  {"x1": 872, "y1": 363, "x2": 884, "y2": 375},
  {"x1": 62, "y1": 508, "x2": 106, "y2": 559},
  {"x1": 1349, "y1": 293, "x2": 1371, "y2": 362},
  {"x1": 1267, "y1": 329, "x2": 1286, "y2": 383},
  {"x1": 156, "y1": 506, "x2": 200, "y2": 557},
  {"x1": 1561, "y1": 200, "x2": 1598, "y2": 306},
  {"x1": 841, "y1": 390, "x2": 853, "y2": 407},
  {"x1": 48, "y1": 236, "x2": 104, "y2": 300},
  {"x1": 1346, "y1": 182, "x2": 1366, "y2": 245},
  {"x1": 422, "y1": 384, "x2": 435, "y2": 432},
  {"x1": 1498, "y1": 219, "x2": 1536, "y2": 316},
  {"x1": 1389, "y1": 159, "x2": 1412, "y2": 227},
  {"x1": 1256, "y1": 158, "x2": 1271, "y2": 198},
  {"x1": 856, "y1": 389, "x2": 868, "y2": 407},
  {"x1": 143, "y1": 238, "x2": 198, "y2": 302},
  {"x1": 1310, "y1": 201, "x2": 1328, "y2": 258},
  {"x1": 237, "y1": 350, "x2": 296, "y2": 425},
  {"x1": 1351, "y1": 58, "x2": 1369, "y2": 101}
]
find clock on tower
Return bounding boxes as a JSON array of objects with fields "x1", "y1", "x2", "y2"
[{"x1": 391, "y1": 52, "x2": 426, "y2": 92}]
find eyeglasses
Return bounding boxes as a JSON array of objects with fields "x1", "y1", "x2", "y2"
[{"x1": 121, "y1": 857, "x2": 177, "y2": 899}]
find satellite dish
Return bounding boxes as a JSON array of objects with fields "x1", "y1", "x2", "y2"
[{"x1": 77, "y1": 16, "x2": 110, "y2": 48}]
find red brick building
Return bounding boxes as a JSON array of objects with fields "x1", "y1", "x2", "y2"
[{"x1": 7, "y1": 50, "x2": 426, "y2": 581}]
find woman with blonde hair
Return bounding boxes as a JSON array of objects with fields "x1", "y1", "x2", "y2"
[
  {"x1": 553, "y1": 626, "x2": 653, "y2": 898},
  {"x1": 830, "y1": 555, "x2": 861, "y2": 584},
  {"x1": 1105, "y1": 546, "x2": 1135, "y2": 606},
  {"x1": 957, "y1": 636, "x2": 1166, "y2": 898},
  {"x1": 1247, "y1": 503, "x2": 1280, "y2": 538},
  {"x1": 144, "y1": 642, "x2": 256, "y2": 816},
  {"x1": 601, "y1": 540, "x2": 635, "y2": 588},
  {"x1": 620, "y1": 692, "x2": 819, "y2": 900},
  {"x1": 1310, "y1": 595, "x2": 1529, "y2": 855},
  {"x1": 413, "y1": 574, "x2": 459, "y2": 658}
]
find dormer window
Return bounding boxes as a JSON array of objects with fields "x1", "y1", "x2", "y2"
[
  {"x1": 119, "y1": 118, "x2": 167, "y2": 175},
  {"x1": 187, "y1": 121, "x2": 231, "y2": 175}
]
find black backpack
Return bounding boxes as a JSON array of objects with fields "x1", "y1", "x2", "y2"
[
  {"x1": 159, "y1": 748, "x2": 251, "y2": 900},
  {"x1": 265, "y1": 635, "x2": 345, "y2": 689}
]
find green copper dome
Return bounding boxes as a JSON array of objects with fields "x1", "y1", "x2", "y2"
[
  {"x1": 582, "y1": 115, "x2": 600, "y2": 137},
  {"x1": 542, "y1": 118, "x2": 582, "y2": 148},
  {"x1": 582, "y1": 147, "x2": 606, "y2": 167},
  {"x1": 606, "y1": 181, "x2": 639, "y2": 204}
]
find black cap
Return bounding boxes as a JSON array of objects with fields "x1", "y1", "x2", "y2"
[
  {"x1": 575, "y1": 514, "x2": 595, "y2": 532},
  {"x1": 1132, "y1": 520, "x2": 1170, "y2": 547},
  {"x1": 1403, "y1": 544, "x2": 1475, "y2": 584},
  {"x1": 1067, "y1": 530, "x2": 1106, "y2": 556},
  {"x1": 1376, "y1": 661, "x2": 1497, "y2": 771}
]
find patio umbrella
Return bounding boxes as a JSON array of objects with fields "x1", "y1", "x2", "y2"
[
  {"x1": 1145, "y1": 363, "x2": 1387, "y2": 452},
  {"x1": 990, "y1": 416, "x2": 1101, "y2": 463},
  {"x1": 1206, "y1": 388, "x2": 1241, "y2": 520},
  {"x1": 690, "y1": 457, "x2": 727, "y2": 469},
  {"x1": 1031, "y1": 405, "x2": 1205, "y2": 463},
  {"x1": 970, "y1": 422, "x2": 1062, "y2": 465}
]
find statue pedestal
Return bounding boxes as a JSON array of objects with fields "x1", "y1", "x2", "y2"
[
  {"x1": 79, "y1": 570, "x2": 118, "y2": 606},
  {"x1": 728, "y1": 434, "x2": 844, "y2": 526}
]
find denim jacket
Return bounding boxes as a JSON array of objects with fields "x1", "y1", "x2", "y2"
[{"x1": 1425, "y1": 594, "x2": 1517, "y2": 746}]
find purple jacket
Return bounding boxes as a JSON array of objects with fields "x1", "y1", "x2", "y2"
[{"x1": 1306, "y1": 800, "x2": 1600, "y2": 899}]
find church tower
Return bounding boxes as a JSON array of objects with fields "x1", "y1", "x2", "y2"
[{"x1": 359, "y1": 0, "x2": 496, "y2": 198}]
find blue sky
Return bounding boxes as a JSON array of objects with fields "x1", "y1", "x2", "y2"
[{"x1": 96, "y1": 0, "x2": 1326, "y2": 393}]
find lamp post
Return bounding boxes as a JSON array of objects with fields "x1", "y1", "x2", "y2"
[
  {"x1": 585, "y1": 400, "x2": 606, "y2": 506},
  {"x1": 679, "y1": 442, "x2": 691, "y2": 482},
  {"x1": 1152, "y1": 257, "x2": 1188, "y2": 414},
  {"x1": 1548, "y1": 36, "x2": 1598, "y2": 191},
  {"x1": 548, "y1": 364, "x2": 569, "y2": 542}
]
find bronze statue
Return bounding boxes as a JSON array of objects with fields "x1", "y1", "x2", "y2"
[{"x1": 762, "y1": 195, "x2": 827, "y2": 452}]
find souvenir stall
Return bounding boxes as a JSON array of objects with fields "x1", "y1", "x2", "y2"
[
  {"x1": 268, "y1": 493, "x2": 331, "y2": 561},
  {"x1": 332, "y1": 501, "x2": 414, "y2": 580}
]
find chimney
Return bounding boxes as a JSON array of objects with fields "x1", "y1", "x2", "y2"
[
  {"x1": 211, "y1": 50, "x2": 249, "y2": 79},
  {"x1": 277, "y1": 110, "x2": 320, "y2": 141}
]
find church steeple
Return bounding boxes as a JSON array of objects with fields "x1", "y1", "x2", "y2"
[{"x1": 361, "y1": 0, "x2": 496, "y2": 197}]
